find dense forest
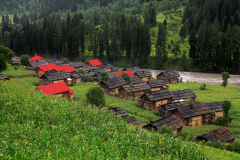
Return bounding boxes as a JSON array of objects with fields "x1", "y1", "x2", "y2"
[{"x1": 0, "y1": 0, "x2": 240, "y2": 73}]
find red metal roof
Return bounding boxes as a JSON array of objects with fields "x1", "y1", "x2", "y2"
[
  {"x1": 29, "y1": 54, "x2": 44, "y2": 61},
  {"x1": 39, "y1": 64, "x2": 58, "y2": 71},
  {"x1": 87, "y1": 59, "x2": 102, "y2": 66},
  {"x1": 116, "y1": 70, "x2": 134, "y2": 77},
  {"x1": 57, "y1": 65, "x2": 75, "y2": 73},
  {"x1": 37, "y1": 82, "x2": 74, "y2": 95}
]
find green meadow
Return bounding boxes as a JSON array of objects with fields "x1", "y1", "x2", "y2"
[
  {"x1": 2, "y1": 65, "x2": 35, "y2": 78},
  {"x1": 1, "y1": 77, "x2": 240, "y2": 159}
]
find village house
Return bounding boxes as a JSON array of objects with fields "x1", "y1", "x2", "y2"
[
  {"x1": 36, "y1": 64, "x2": 75, "y2": 77},
  {"x1": 205, "y1": 102, "x2": 223, "y2": 120},
  {"x1": 130, "y1": 76, "x2": 142, "y2": 84},
  {"x1": 25, "y1": 59, "x2": 48, "y2": 72},
  {"x1": 158, "y1": 102, "x2": 188, "y2": 117},
  {"x1": 39, "y1": 70, "x2": 71, "y2": 86},
  {"x1": 196, "y1": 127, "x2": 236, "y2": 144},
  {"x1": 100, "y1": 64, "x2": 114, "y2": 72},
  {"x1": 70, "y1": 73, "x2": 83, "y2": 84},
  {"x1": 99, "y1": 76, "x2": 127, "y2": 96},
  {"x1": 147, "y1": 80, "x2": 168, "y2": 91},
  {"x1": 156, "y1": 70, "x2": 180, "y2": 84},
  {"x1": 138, "y1": 89, "x2": 175, "y2": 111},
  {"x1": 108, "y1": 107, "x2": 129, "y2": 118},
  {"x1": 172, "y1": 89, "x2": 197, "y2": 102},
  {"x1": 29, "y1": 54, "x2": 44, "y2": 61},
  {"x1": 46, "y1": 59, "x2": 65, "y2": 66},
  {"x1": 11, "y1": 61, "x2": 21, "y2": 67},
  {"x1": 91, "y1": 72, "x2": 118, "y2": 84},
  {"x1": 143, "y1": 114, "x2": 184, "y2": 135},
  {"x1": 174, "y1": 103, "x2": 212, "y2": 126},
  {"x1": 134, "y1": 70, "x2": 153, "y2": 81},
  {"x1": 37, "y1": 81, "x2": 74, "y2": 99},
  {"x1": 0, "y1": 72, "x2": 9, "y2": 81},
  {"x1": 69, "y1": 62, "x2": 86, "y2": 71},
  {"x1": 116, "y1": 70, "x2": 134, "y2": 77},
  {"x1": 86, "y1": 59, "x2": 102, "y2": 67},
  {"x1": 126, "y1": 116, "x2": 142, "y2": 126},
  {"x1": 122, "y1": 66, "x2": 142, "y2": 74},
  {"x1": 118, "y1": 82, "x2": 151, "y2": 100}
]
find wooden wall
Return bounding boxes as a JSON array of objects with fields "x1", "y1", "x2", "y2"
[
  {"x1": 151, "y1": 87, "x2": 161, "y2": 92},
  {"x1": 169, "y1": 77, "x2": 178, "y2": 84},
  {"x1": 141, "y1": 77, "x2": 149, "y2": 82},
  {"x1": 216, "y1": 111, "x2": 224, "y2": 118},
  {"x1": 191, "y1": 116, "x2": 202, "y2": 126}
]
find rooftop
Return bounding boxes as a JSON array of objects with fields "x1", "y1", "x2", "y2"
[
  {"x1": 157, "y1": 70, "x2": 180, "y2": 79},
  {"x1": 87, "y1": 59, "x2": 102, "y2": 67},
  {"x1": 116, "y1": 70, "x2": 134, "y2": 77},
  {"x1": 147, "y1": 80, "x2": 167, "y2": 88},
  {"x1": 37, "y1": 81, "x2": 74, "y2": 95},
  {"x1": 141, "y1": 89, "x2": 175, "y2": 102},
  {"x1": 172, "y1": 89, "x2": 197, "y2": 100}
]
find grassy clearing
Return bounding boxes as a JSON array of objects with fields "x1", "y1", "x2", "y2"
[
  {"x1": 0, "y1": 78, "x2": 223, "y2": 160},
  {"x1": 2, "y1": 65, "x2": 35, "y2": 78}
]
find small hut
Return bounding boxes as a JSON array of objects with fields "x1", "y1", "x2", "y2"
[
  {"x1": 138, "y1": 89, "x2": 175, "y2": 111},
  {"x1": 196, "y1": 127, "x2": 236, "y2": 144},
  {"x1": 205, "y1": 102, "x2": 223, "y2": 120},
  {"x1": 126, "y1": 116, "x2": 142, "y2": 126},
  {"x1": 99, "y1": 76, "x2": 127, "y2": 96},
  {"x1": 37, "y1": 82, "x2": 74, "y2": 99},
  {"x1": 0, "y1": 72, "x2": 9, "y2": 81},
  {"x1": 86, "y1": 59, "x2": 102, "y2": 67},
  {"x1": 71, "y1": 73, "x2": 83, "y2": 83},
  {"x1": 134, "y1": 70, "x2": 153, "y2": 81},
  {"x1": 172, "y1": 89, "x2": 197, "y2": 102},
  {"x1": 122, "y1": 67, "x2": 142, "y2": 74},
  {"x1": 174, "y1": 103, "x2": 212, "y2": 126},
  {"x1": 39, "y1": 70, "x2": 71, "y2": 86},
  {"x1": 147, "y1": 80, "x2": 167, "y2": 91},
  {"x1": 11, "y1": 61, "x2": 21, "y2": 67},
  {"x1": 158, "y1": 102, "x2": 188, "y2": 117},
  {"x1": 108, "y1": 107, "x2": 129, "y2": 118},
  {"x1": 101, "y1": 64, "x2": 114, "y2": 72},
  {"x1": 118, "y1": 82, "x2": 151, "y2": 100},
  {"x1": 25, "y1": 59, "x2": 48, "y2": 72},
  {"x1": 143, "y1": 114, "x2": 184, "y2": 135},
  {"x1": 156, "y1": 70, "x2": 180, "y2": 84}
]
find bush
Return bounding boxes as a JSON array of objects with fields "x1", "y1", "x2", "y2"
[
  {"x1": 100, "y1": 71, "x2": 110, "y2": 81},
  {"x1": 158, "y1": 125, "x2": 173, "y2": 136},
  {"x1": 229, "y1": 140, "x2": 240, "y2": 153},
  {"x1": 0, "y1": 54, "x2": 7, "y2": 71},
  {"x1": 221, "y1": 72, "x2": 230, "y2": 87},
  {"x1": 211, "y1": 111, "x2": 216, "y2": 116},
  {"x1": 8, "y1": 50, "x2": 14, "y2": 63},
  {"x1": 78, "y1": 68, "x2": 86, "y2": 75},
  {"x1": 186, "y1": 98, "x2": 194, "y2": 105},
  {"x1": 179, "y1": 77, "x2": 183, "y2": 83},
  {"x1": 120, "y1": 72, "x2": 131, "y2": 84},
  {"x1": 211, "y1": 117, "x2": 229, "y2": 126},
  {"x1": 20, "y1": 54, "x2": 30, "y2": 65},
  {"x1": 13, "y1": 66, "x2": 18, "y2": 70},
  {"x1": 200, "y1": 83, "x2": 206, "y2": 90},
  {"x1": 79, "y1": 54, "x2": 86, "y2": 62},
  {"x1": 86, "y1": 86, "x2": 105, "y2": 107},
  {"x1": 62, "y1": 58, "x2": 69, "y2": 64},
  {"x1": 83, "y1": 74, "x2": 93, "y2": 82},
  {"x1": 0, "y1": 45, "x2": 10, "y2": 62}
]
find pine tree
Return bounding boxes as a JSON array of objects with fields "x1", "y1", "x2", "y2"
[
  {"x1": 98, "y1": 28, "x2": 104, "y2": 62},
  {"x1": 189, "y1": 31, "x2": 197, "y2": 61}
]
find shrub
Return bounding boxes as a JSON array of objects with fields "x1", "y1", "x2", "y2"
[
  {"x1": 0, "y1": 54, "x2": 7, "y2": 71},
  {"x1": 186, "y1": 98, "x2": 194, "y2": 105},
  {"x1": 221, "y1": 72, "x2": 230, "y2": 87},
  {"x1": 83, "y1": 74, "x2": 93, "y2": 82},
  {"x1": 158, "y1": 125, "x2": 173, "y2": 136},
  {"x1": 120, "y1": 72, "x2": 131, "y2": 84},
  {"x1": 86, "y1": 86, "x2": 105, "y2": 107},
  {"x1": 0, "y1": 45, "x2": 10, "y2": 61},
  {"x1": 229, "y1": 140, "x2": 240, "y2": 153},
  {"x1": 20, "y1": 54, "x2": 30, "y2": 65},
  {"x1": 100, "y1": 71, "x2": 110, "y2": 81},
  {"x1": 179, "y1": 77, "x2": 183, "y2": 82},
  {"x1": 211, "y1": 111, "x2": 216, "y2": 116},
  {"x1": 222, "y1": 100, "x2": 231, "y2": 117},
  {"x1": 79, "y1": 53, "x2": 86, "y2": 62},
  {"x1": 62, "y1": 58, "x2": 69, "y2": 64},
  {"x1": 13, "y1": 66, "x2": 18, "y2": 70},
  {"x1": 78, "y1": 68, "x2": 86, "y2": 75},
  {"x1": 211, "y1": 117, "x2": 228, "y2": 126},
  {"x1": 8, "y1": 50, "x2": 14, "y2": 63},
  {"x1": 200, "y1": 83, "x2": 206, "y2": 90}
]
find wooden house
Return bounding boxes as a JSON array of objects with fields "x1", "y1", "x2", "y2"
[
  {"x1": 86, "y1": 59, "x2": 102, "y2": 67},
  {"x1": 39, "y1": 70, "x2": 71, "y2": 86},
  {"x1": 143, "y1": 114, "x2": 184, "y2": 135},
  {"x1": 99, "y1": 76, "x2": 127, "y2": 96},
  {"x1": 11, "y1": 61, "x2": 21, "y2": 67},
  {"x1": 29, "y1": 54, "x2": 44, "y2": 61},
  {"x1": 118, "y1": 82, "x2": 151, "y2": 100},
  {"x1": 108, "y1": 107, "x2": 129, "y2": 118},
  {"x1": 147, "y1": 80, "x2": 167, "y2": 91},
  {"x1": 37, "y1": 64, "x2": 75, "y2": 77},
  {"x1": 116, "y1": 70, "x2": 134, "y2": 77},
  {"x1": 37, "y1": 81, "x2": 74, "y2": 99},
  {"x1": 205, "y1": 102, "x2": 223, "y2": 120},
  {"x1": 130, "y1": 76, "x2": 142, "y2": 84},
  {"x1": 172, "y1": 89, "x2": 197, "y2": 101},
  {"x1": 134, "y1": 70, "x2": 153, "y2": 81},
  {"x1": 156, "y1": 70, "x2": 180, "y2": 84},
  {"x1": 0, "y1": 72, "x2": 9, "y2": 81},
  {"x1": 158, "y1": 102, "x2": 188, "y2": 117},
  {"x1": 196, "y1": 127, "x2": 236, "y2": 144},
  {"x1": 126, "y1": 116, "x2": 142, "y2": 126},
  {"x1": 122, "y1": 67, "x2": 142, "y2": 74},
  {"x1": 101, "y1": 64, "x2": 114, "y2": 72},
  {"x1": 91, "y1": 72, "x2": 118, "y2": 84},
  {"x1": 138, "y1": 89, "x2": 175, "y2": 111},
  {"x1": 46, "y1": 59, "x2": 65, "y2": 66},
  {"x1": 174, "y1": 103, "x2": 212, "y2": 126},
  {"x1": 71, "y1": 73, "x2": 83, "y2": 83},
  {"x1": 25, "y1": 59, "x2": 48, "y2": 72},
  {"x1": 69, "y1": 62, "x2": 86, "y2": 71}
]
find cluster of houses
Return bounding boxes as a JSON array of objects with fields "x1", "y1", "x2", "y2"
[{"x1": 1, "y1": 54, "x2": 236, "y2": 144}]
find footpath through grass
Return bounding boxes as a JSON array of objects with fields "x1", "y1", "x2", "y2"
[{"x1": 1, "y1": 78, "x2": 240, "y2": 159}]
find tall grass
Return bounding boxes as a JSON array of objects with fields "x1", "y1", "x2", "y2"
[
  {"x1": 1, "y1": 78, "x2": 240, "y2": 159},
  {"x1": 2, "y1": 65, "x2": 35, "y2": 78}
]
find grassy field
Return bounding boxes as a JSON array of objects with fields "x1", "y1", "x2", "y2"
[
  {"x1": 1, "y1": 77, "x2": 240, "y2": 159},
  {"x1": 2, "y1": 65, "x2": 35, "y2": 78}
]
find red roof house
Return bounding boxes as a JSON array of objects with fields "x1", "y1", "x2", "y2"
[
  {"x1": 116, "y1": 70, "x2": 134, "y2": 77},
  {"x1": 86, "y1": 59, "x2": 102, "y2": 67},
  {"x1": 57, "y1": 65, "x2": 75, "y2": 73},
  {"x1": 37, "y1": 64, "x2": 75, "y2": 77},
  {"x1": 39, "y1": 64, "x2": 59, "y2": 72},
  {"x1": 29, "y1": 54, "x2": 44, "y2": 61},
  {"x1": 37, "y1": 82, "x2": 74, "y2": 99}
]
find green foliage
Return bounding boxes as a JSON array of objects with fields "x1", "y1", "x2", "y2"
[
  {"x1": 120, "y1": 72, "x2": 131, "y2": 84},
  {"x1": 20, "y1": 54, "x2": 29, "y2": 65},
  {"x1": 179, "y1": 77, "x2": 183, "y2": 83},
  {"x1": 158, "y1": 125, "x2": 173, "y2": 136},
  {"x1": 79, "y1": 54, "x2": 86, "y2": 63},
  {"x1": 222, "y1": 100, "x2": 231, "y2": 117},
  {"x1": 0, "y1": 54, "x2": 7, "y2": 71},
  {"x1": 200, "y1": 83, "x2": 207, "y2": 90},
  {"x1": 2, "y1": 65, "x2": 35, "y2": 78},
  {"x1": 221, "y1": 72, "x2": 230, "y2": 87},
  {"x1": 86, "y1": 86, "x2": 105, "y2": 107},
  {"x1": 177, "y1": 131, "x2": 196, "y2": 142},
  {"x1": 0, "y1": 45, "x2": 10, "y2": 62},
  {"x1": 8, "y1": 50, "x2": 14, "y2": 63},
  {"x1": 83, "y1": 74, "x2": 93, "y2": 82},
  {"x1": 78, "y1": 68, "x2": 86, "y2": 75},
  {"x1": 211, "y1": 111, "x2": 216, "y2": 116},
  {"x1": 13, "y1": 66, "x2": 18, "y2": 70},
  {"x1": 212, "y1": 116, "x2": 229, "y2": 126},
  {"x1": 186, "y1": 98, "x2": 194, "y2": 105},
  {"x1": 100, "y1": 71, "x2": 110, "y2": 81},
  {"x1": 62, "y1": 58, "x2": 69, "y2": 64}
]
